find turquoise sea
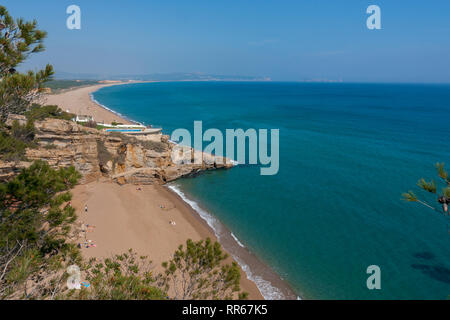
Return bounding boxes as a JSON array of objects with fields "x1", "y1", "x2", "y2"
[{"x1": 94, "y1": 82, "x2": 450, "y2": 299}]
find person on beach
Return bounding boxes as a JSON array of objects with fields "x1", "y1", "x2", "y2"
[{"x1": 85, "y1": 204, "x2": 88, "y2": 213}]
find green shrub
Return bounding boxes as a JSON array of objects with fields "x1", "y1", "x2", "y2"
[
  {"x1": 67, "y1": 240, "x2": 248, "y2": 301},
  {"x1": 44, "y1": 80, "x2": 99, "y2": 91},
  {"x1": 0, "y1": 120, "x2": 36, "y2": 161},
  {"x1": 70, "y1": 250, "x2": 167, "y2": 300},
  {"x1": 0, "y1": 5, "x2": 54, "y2": 122},
  {"x1": 0, "y1": 131, "x2": 28, "y2": 161},
  {"x1": 0, "y1": 161, "x2": 82, "y2": 299},
  {"x1": 10, "y1": 120, "x2": 35, "y2": 144},
  {"x1": 25, "y1": 104, "x2": 75, "y2": 122},
  {"x1": 159, "y1": 238, "x2": 248, "y2": 300}
]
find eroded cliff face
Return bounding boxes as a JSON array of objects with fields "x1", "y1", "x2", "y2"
[{"x1": 0, "y1": 118, "x2": 233, "y2": 184}]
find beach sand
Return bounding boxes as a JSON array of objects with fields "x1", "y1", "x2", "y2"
[
  {"x1": 44, "y1": 83, "x2": 134, "y2": 124},
  {"x1": 49, "y1": 83, "x2": 264, "y2": 299},
  {"x1": 71, "y1": 180, "x2": 263, "y2": 299}
]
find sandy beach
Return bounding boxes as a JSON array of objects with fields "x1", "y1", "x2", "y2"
[
  {"x1": 49, "y1": 83, "x2": 264, "y2": 299},
  {"x1": 71, "y1": 181, "x2": 263, "y2": 299},
  {"x1": 44, "y1": 83, "x2": 134, "y2": 125}
]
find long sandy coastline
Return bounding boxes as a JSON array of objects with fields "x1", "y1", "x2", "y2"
[
  {"x1": 45, "y1": 82, "x2": 298, "y2": 300},
  {"x1": 45, "y1": 82, "x2": 139, "y2": 125}
]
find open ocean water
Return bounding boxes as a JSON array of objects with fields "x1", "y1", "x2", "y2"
[{"x1": 94, "y1": 82, "x2": 450, "y2": 299}]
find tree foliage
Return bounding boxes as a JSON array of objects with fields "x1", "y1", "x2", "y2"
[
  {"x1": 69, "y1": 250, "x2": 167, "y2": 300},
  {"x1": 0, "y1": 103, "x2": 76, "y2": 162},
  {"x1": 159, "y1": 238, "x2": 248, "y2": 300},
  {"x1": 0, "y1": 5, "x2": 248, "y2": 300},
  {"x1": 66, "y1": 240, "x2": 248, "y2": 300},
  {"x1": 25, "y1": 104, "x2": 75, "y2": 122},
  {"x1": 0, "y1": 119, "x2": 36, "y2": 161},
  {"x1": 403, "y1": 162, "x2": 450, "y2": 216},
  {"x1": 0, "y1": 5, "x2": 54, "y2": 122},
  {"x1": 0, "y1": 161, "x2": 247, "y2": 300},
  {"x1": 0, "y1": 161, "x2": 81, "y2": 298}
]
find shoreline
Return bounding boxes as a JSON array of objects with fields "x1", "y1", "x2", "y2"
[
  {"x1": 71, "y1": 181, "x2": 263, "y2": 299},
  {"x1": 166, "y1": 183, "x2": 299, "y2": 300},
  {"x1": 156, "y1": 185, "x2": 281, "y2": 299},
  {"x1": 49, "y1": 81, "x2": 298, "y2": 299},
  {"x1": 44, "y1": 81, "x2": 152, "y2": 125}
]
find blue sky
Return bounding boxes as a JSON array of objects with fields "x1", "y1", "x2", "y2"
[{"x1": 3, "y1": 0, "x2": 450, "y2": 82}]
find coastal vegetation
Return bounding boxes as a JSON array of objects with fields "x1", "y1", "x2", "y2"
[
  {"x1": 0, "y1": 5, "x2": 247, "y2": 300},
  {"x1": 67, "y1": 241, "x2": 246, "y2": 300},
  {"x1": 0, "y1": 6, "x2": 53, "y2": 122},
  {"x1": 0, "y1": 105, "x2": 75, "y2": 162},
  {"x1": 0, "y1": 161, "x2": 82, "y2": 298},
  {"x1": 0, "y1": 161, "x2": 246, "y2": 299},
  {"x1": 68, "y1": 250, "x2": 167, "y2": 300},
  {"x1": 25, "y1": 104, "x2": 74, "y2": 122},
  {"x1": 0, "y1": 119, "x2": 36, "y2": 161},
  {"x1": 160, "y1": 238, "x2": 248, "y2": 300},
  {"x1": 403, "y1": 162, "x2": 450, "y2": 217},
  {"x1": 0, "y1": 5, "x2": 69, "y2": 162},
  {"x1": 44, "y1": 80, "x2": 100, "y2": 91}
]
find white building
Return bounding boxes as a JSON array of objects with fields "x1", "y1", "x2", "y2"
[{"x1": 73, "y1": 115, "x2": 94, "y2": 123}]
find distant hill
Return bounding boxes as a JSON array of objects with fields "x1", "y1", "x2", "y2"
[{"x1": 53, "y1": 71, "x2": 271, "y2": 82}]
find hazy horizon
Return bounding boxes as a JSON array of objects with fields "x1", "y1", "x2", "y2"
[{"x1": 4, "y1": 0, "x2": 450, "y2": 83}]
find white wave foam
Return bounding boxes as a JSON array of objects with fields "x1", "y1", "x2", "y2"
[
  {"x1": 231, "y1": 232, "x2": 245, "y2": 248},
  {"x1": 89, "y1": 92, "x2": 143, "y2": 125},
  {"x1": 167, "y1": 184, "x2": 286, "y2": 300},
  {"x1": 167, "y1": 185, "x2": 223, "y2": 238},
  {"x1": 88, "y1": 87, "x2": 288, "y2": 300},
  {"x1": 234, "y1": 256, "x2": 285, "y2": 300}
]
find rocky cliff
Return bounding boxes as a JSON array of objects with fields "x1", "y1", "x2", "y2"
[{"x1": 0, "y1": 118, "x2": 233, "y2": 184}]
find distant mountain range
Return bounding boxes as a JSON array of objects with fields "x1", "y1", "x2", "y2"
[{"x1": 54, "y1": 71, "x2": 271, "y2": 82}]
